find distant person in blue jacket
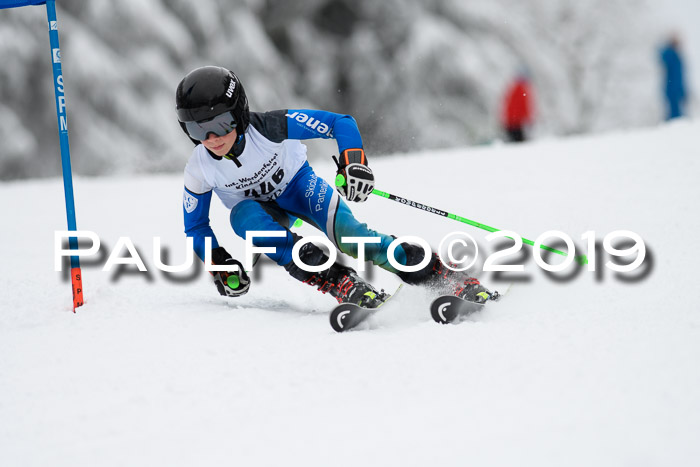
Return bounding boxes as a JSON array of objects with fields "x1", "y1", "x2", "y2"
[{"x1": 660, "y1": 35, "x2": 687, "y2": 120}]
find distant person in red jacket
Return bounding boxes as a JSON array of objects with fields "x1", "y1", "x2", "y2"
[{"x1": 501, "y1": 72, "x2": 534, "y2": 142}]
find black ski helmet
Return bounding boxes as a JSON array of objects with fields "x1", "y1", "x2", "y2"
[{"x1": 175, "y1": 66, "x2": 250, "y2": 138}]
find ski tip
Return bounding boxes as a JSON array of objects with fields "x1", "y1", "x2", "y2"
[
  {"x1": 330, "y1": 304, "x2": 373, "y2": 333},
  {"x1": 430, "y1": 295, "x2": 487, "y2": 325},
  {"x1": 330, "y1": 306, "x2": 352, "y2": 332},
  {"x1": 329, "y1": 283, "x2": 403, "y2": 333}
]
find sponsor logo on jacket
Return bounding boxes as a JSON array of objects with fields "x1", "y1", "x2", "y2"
[
  {"x1": 286, "y1": 111, "x2": 333, "y2": 137},
  {"x1": 183, "y1": 191, "x2": 198, "y2": 213}
]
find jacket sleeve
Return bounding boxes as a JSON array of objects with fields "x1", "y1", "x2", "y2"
[
  {"x1": 183, "y1": 187, "x2": 218, "y2": 262},
  {"x1": 286, "y1": 109, "x2": 363, "y2": 152},
  {"x1": 249, "y1": 109, "x2": 364, "y2": 153}
]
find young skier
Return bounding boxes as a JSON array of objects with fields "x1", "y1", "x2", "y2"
[{"x1": 177, "y1": 66, "x2": 495, "y2": 308}]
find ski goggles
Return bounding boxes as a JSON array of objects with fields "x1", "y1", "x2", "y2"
[{"x1": 183, "y1": 111, "x2": 237, "y2": 141}]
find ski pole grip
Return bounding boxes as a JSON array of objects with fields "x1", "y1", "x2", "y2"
[
  {"x1": 335, "y1": 173, "x2": 346, "y2": 187},
  {"x1": 227, "y1": 274, "x2": 240, "y2": 289}
]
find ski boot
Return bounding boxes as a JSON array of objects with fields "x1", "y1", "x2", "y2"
[
  {"x1": 285, "y1": 242, "x2": 389, "y2": 308},
  {"x1": 319, "y1": 265, "x2": 390, "y2": 307},
  {"x1": 429, "y1": 258, "x2": 497, "y2": 303},
  {"x1": 454, "y1": 277, "x2": 500, "y2": 303},
  {"x1": 398, "y1": 244, "x2": 498, "y2": 303}
]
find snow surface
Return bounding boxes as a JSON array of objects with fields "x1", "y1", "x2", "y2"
[{"x1": 1, "y1": 121, "x2": 700, "y2": 466}]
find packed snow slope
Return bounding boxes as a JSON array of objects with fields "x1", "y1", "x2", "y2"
[{"x1": 1, "y1": 120, "x2": 699, "y2": 467}]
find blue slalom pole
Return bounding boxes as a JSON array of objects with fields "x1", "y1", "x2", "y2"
[
  {"x1": 45, "y1": 0, "x2": 84, "y2": 311},
  {"x1": 1, "y1": 1, "x2": 84, "y2": 310}
]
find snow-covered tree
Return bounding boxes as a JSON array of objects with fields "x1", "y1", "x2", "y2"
[{"x1": 0, "y1": 0, "x2": 663, "y2": 179}]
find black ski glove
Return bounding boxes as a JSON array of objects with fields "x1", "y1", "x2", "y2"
[
  {"x1": 333, "y1": 148, "x2": 374, "y2": 203},
  {"x1": 210, "y1": 247, "x2": 250, "y2": 297}
]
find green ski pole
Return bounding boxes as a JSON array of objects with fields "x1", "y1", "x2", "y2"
[{"x1": 335, "y1": 174, "x2": 587, "y2": 265}]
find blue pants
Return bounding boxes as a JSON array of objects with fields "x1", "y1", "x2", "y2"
[{"x1": 229, "y1": 162, "x2": 407, "y2": 272}]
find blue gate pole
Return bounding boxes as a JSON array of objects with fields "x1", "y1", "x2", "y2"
[{"x1": 45, "y1": 0, "x2": 83, "y2": 311}]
